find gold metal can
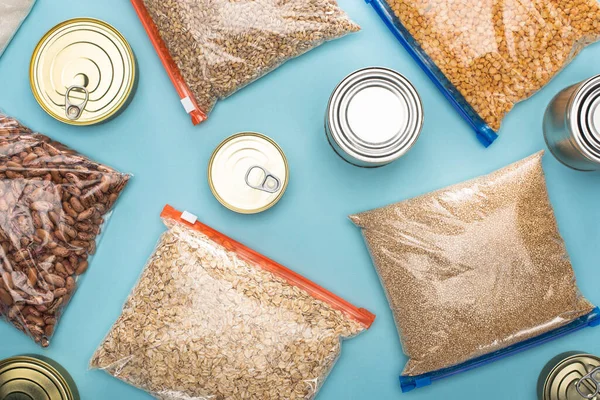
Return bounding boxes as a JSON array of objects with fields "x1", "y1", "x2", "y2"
[
  {"x1": 30, "y1": 18, "x2": 137, "y2": 125},
  {"x1": 538, "y1": 352, "x2": 600, "y2": 400},
  {"x1": 0, "y1": 355, "x2": 79, "y2": 400},
  {"x1": 208, "y1": 132, "x2": 289, "y2": 214}
]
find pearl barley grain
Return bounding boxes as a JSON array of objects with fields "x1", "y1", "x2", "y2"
[
  {"x1": 351, "y1": 151, "x2": 595, "y2": 377},
  {"x1": 141, "y1": 0, "x2": 360, "y2": 117}
]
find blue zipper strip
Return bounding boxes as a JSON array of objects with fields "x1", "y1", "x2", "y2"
[
  {"x1": 399, "y1": 307, "x2": 600, "y2": 392},
  {"x1": 366, "y1": 0, "x2": 498, "y2": 147}
]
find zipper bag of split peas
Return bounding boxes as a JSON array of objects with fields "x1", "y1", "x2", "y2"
[
  {"x1": 0, "y1": 112, "x2": 131, "y2": 347},
  {"x1": 350, "y1": 152, "x2": 600, "y2": 392},
  {"x1": 130, "y1": 0, "x2": 359, "y2": 125},
  {"x1": 0, "y1": 0, "x2": 36, "y2": 57},
  {"x1": 91, "y1": 205, "x2": 375, "y2": 400},
  {"x1": 367, "y1": 0, "x2": 600, "y2": 146}
]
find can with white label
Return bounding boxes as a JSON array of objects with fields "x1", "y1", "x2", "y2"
[
  {"x1": 543, "y1": 75, "x2": 600, "y2": 171},
  {"x1": 208, "y1": 132, "x2": 288, "y2": 214},
  {"x1": 325, "y1": 67, "x2": 423, "y2": 168}
]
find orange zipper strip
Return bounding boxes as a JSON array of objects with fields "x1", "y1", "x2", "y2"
[
  {"x1": 130, "y1": 0, "x2": 207, "y2": 125},
  {"x1": 161, "y1": 205, "x2": 376, "y2": 328}
]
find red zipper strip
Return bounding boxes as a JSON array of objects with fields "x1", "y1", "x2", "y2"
[
  {"x1": 160, "y1": 205, "x2": 376, "y2": 328},
  {"x1": 130, "y1": 0, "x2": 207, "y2": 125}
]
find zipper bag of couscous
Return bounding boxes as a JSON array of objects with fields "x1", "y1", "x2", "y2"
[
  {"x1": 351, "y1": 151, "x2": 600, "y2": 392},
  {"x1": 91, "y1": 205, "x2": 375, "y2": 399},
  {"x1": 367, "y1": 0, "x2": 600, "y2": 146}
]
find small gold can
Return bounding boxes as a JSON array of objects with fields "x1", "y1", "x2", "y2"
[
  {"x1": 30, "y1": 18, "x2": 137, "y2": 125},
  {"x1": 208, "y1": 132, "x2": 289, "y2": 214},
  {"x1": 0, "y1": 355, "x2": 79, "y2": 400}
]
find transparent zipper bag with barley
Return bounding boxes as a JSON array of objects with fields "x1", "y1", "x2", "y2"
[{"x1": 130, "y1": 0, "x2": 360, "y2": 125}]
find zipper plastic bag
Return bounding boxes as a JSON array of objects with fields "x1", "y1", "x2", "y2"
[
  {"x1": 91, "y1": 205, "x2": 374, "y2": 400},
  {"x1": 0, "y1": 0, "x2": 36, "y2": 58},
  {"x1": 350, "y1": 151, "x2": 599, "y2": 391},
  {"x1": 0, "y1": 113, "x2": 131, "y2": 347},
  {"x1": 130, "y1": 0, "x2": 359, "y2": 125},
  {"x1": 367, "y1": 0, "x2": 600, "y2": 146}
]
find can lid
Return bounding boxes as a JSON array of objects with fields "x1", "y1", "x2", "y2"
[
  {"x1": 541, "y1": 353, "x2": 600, "y2": 400},
  {"x1": 0, "y1": 356, "x2": 78, "y2": 400},
  {"x1": 208, "y1": 133, "x2": 289, "y2": 214},
  {"x1": 571, "y1": 75, "x2": 600, "y2": 163},
  {"x1": 30, "y1": 18, "x2": 136, "y2": 125},
  {"x1": 327, "y1": 67, "x2": 423, "y2": 165}
]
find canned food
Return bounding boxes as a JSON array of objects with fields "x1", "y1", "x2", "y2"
[
  {"x1": 0, "y1": 355, "x2": 79, "y2": 400},
  {"x1": 208, "y1": 132, "x2": 289, "y2": 214},
  {"x1": 30, "y1": 18, "x2": 137, "y2": 125},
  {"x1": 325, "y1": 67, "x2": 423, "y2": 168},
  {"x1": 543, "y1": 75, "x2": 600, "y2": 171},
  {"x1": 538, "y1": 352, "x2": 600, "y2": 400}
]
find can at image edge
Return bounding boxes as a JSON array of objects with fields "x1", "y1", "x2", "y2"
[
  {"x1": 538, "y1": 352, "x2": 600, "y2": 400},
  {"x1": 0, "y1": 355, "x2": 79, "y2": 400}
]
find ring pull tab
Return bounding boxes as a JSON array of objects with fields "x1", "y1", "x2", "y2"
[
  {"x1": 245, "y1": 166, "x2": 281, "y2": 194},
  {"x1": 576, "y1": 366, "x2": 600, "y2": 399},
  {"x1": 65, "y1": 85, "x2": 89, "y2": 121}
]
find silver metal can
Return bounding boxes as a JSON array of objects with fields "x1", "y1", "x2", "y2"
[
  {"x1": 538, "y1": 352, "x2": 600, "y2": 400},
  {"x1": 325, "y1": 67, "x2": 423, "y2": 168},
  {"x1": 543, "y1": 75, "x2": 600, "y2": 171}
]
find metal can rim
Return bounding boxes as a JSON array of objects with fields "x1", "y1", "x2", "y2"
[
  {"x1": 29, "y1": 17, "x2": 137, "y2": 126},
  {"x1": 0, "y1": 355, "x2": 79, "y2": 400},
  {"x1": 568, "y1": 75, "x2": 600, "y2": 163},
  {"x1": 539, "y1": 352, "x2": 600, "y2": 400},
  {"x1": 207, "y1": 132, "x2": 289, "y2": 214},
  {"x1": 326, "y1": 66, "x2": 424, "y2": 165}
]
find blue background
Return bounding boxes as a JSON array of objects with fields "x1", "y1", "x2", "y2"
[{"x1": 0, "y1": 0, "x2": 599, "y2": 399}]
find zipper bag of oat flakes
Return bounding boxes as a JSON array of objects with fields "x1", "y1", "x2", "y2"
[
  {"x1": 367, "y1": 0, "x2": 600, "y2": 146},
  {"x1": 130, "y1": 0, "x2": 360, "y2": 125},
  {"x1": 350, "y1": 151, "x2": 599, "y2": 392},
  {"x1": 91, "y1": 205, "x2": 375, "y2": 400},
  {"x1": 0, "y1": 0, "x2": 36, "y2": 58},
  {"x1": 0, "y1": 112, "x2": 131, "y2": 347}
]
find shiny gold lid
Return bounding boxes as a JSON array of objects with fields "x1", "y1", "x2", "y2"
[
  {"x1": 0, "y1": 355, "x2": 78, "y2": 400},
  {"x1": 540, "y1": 352, "x2": 600, "y2": 400},
  {"x1": 30, "y1": 18, "x2": 136, "y2": 125}
]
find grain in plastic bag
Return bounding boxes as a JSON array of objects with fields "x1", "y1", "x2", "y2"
[
  {"x1": 367, "y1": 0, "x2": 600, "y2": 146},
  {"x1": 91, "y1": 205, "x2": 374, "y2": 400},
  {"x1": 130, "y1": 0, "x2": 360, "y2": 124},
  {"x1": 0, "y1": 113, "x2": 131, "y2": 346},
  {"x1": 0, "y1": 0, "x2": 36, "y2": 58},
  {"x1": 350, "y1": 151, "x2": 599, "y2": 391}
]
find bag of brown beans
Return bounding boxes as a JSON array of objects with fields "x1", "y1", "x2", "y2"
[
  {"x1": 368, "y1": 0, "x2": 600, "y2": 146},
  {"x1": 91, "y1": 205, "x2": 375, "y2": 400},
  {"x1": 0, "y1": 113, "x2": 130, "y2": 347},
  {"x1": 130, "y1": 0, "x2": 359, "y2": 124},
  {"x1": 350, "y1": 151, "x2": 599, "y2": 392}
]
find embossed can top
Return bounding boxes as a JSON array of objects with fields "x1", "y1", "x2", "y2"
[
  {"x1": 539, "y1": 352, "x2": 600, "y2": 400},
  {"x1": 30, "y1": 18, "x2": 136, "y2": 125},
  {"x1": 0, "y1": 355, "x2": 79, "y2": 400},
  {"x1": 208, "y1": 132, "x2": 289, "y2": 214}
]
